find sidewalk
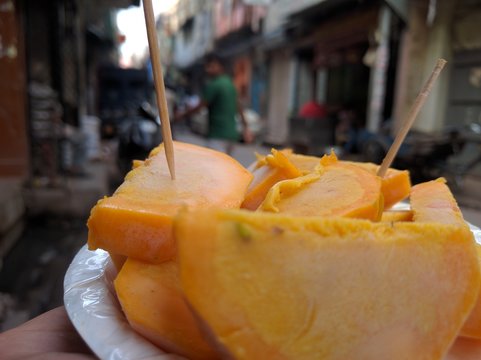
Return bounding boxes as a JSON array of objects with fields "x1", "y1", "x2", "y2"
[
  {"x1": 0, "y1": 216, "x2": 87, "y2": 331},
  {"x1": 23, "y1": 162, "x2": 110, "y2": 218},
  {"x1": 1, "y1": 161, "x2": 111, "y2": 330}
]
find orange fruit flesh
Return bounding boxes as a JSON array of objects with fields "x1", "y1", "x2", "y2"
[
  {"x1": 259, "y1": 154, "x2": 383, "y2": 221},
  {"x1": 344, "y1": 161, "x2": 411, "y2": 209},
  {"x1": 177, "y1": 209, "x2": 480, "y2": 360},
  {"x1": 411, "y1": 178, "x2": 481, "y2": 340},
  {"x1": 461, "y1": 246, "x2": 481, "y2": 340},
  {"x1": 280, "y1": 150, "x2": 320, "y2": 174},
  {"x1": 87, "y1": 141, "x2": 253, "y2": 263},
  {"x1": 380, "y1": 168, "x2": 411, "y2": 208},
  {"x1": 282, "y1": 151, "x2": 411, "y2": 209},
  {"x1": 241, "y1": 150, "x2": 301, "y2": 211},
  {"x1": 114, "y1": 258, "x2": 219, "y2": 360},
  {"x1": 411, "y1": 178, "x2": 467, "y2": 227}
]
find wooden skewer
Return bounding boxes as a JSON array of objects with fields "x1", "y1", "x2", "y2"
[
  {"x1": 377, "y1": 58, "x2": 447, "y2": 178},
  {"x1": 143, "y1": 0, "x2": 176, "y2": 180}
]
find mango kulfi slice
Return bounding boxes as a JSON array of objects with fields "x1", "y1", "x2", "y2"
[
  {"x1": 114, "y1": 258, "x2": 219, "y2": 360},
  {"x1": 241, "y1": 149, "x2": 302, "y2": 210},
  {"x1": 462, "y1": 246, "x2": 481, "y2": 340},
  {"x1": 411, "y1": 178, "x2": 481, "y2": 340},
  {"x1": 259, "y1": 152, "x2": 383, "y2": 221},
  {"x1": 282, "y1": 151, "x2": 411, "y2": 209},
  {"x1": 344, "y1": 161, "x2": 411, "y2": 209},
  {"x1": 88, "y1": 141, "x2": 253, "y2": 263},
  {"x1": 411, "y1": 178, "x2": 467, "y2": 228},
  {"x1": 176, "y1": 209, "x2": 480, "y2": 360},
  {"x1": 132, "y1": 159, "x2": 144, "y2": 169},
  {"x1": 280, "y1": 149, "x2": 320, "y2": 174}
]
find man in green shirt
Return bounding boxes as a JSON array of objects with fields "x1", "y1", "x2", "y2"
[{"x1": 175, "y1": 53, "x2": 253, "y2": 154}]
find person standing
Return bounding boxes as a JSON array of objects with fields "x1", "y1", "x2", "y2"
[{"x1": 175, "y1": 53, "x2": 253, "y2": 154}]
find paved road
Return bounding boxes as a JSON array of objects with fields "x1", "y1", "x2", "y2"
[
  {"x1": 174, "y1": 131, "x2": 271, "y2": 168},
  {"x1": 0, "y1": 217, "x2": 86, "y2": 330}
]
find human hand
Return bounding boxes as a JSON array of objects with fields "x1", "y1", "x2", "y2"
[
  {"x1": 242, "y1": 127, "x2": 254, "y2": 144},
  {"x1": 0, "y1": 306, "x2": 95, "y2": 360}
]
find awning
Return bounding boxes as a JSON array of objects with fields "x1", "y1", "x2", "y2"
[{"x1": 215, "y1": 29, "x2": 264, "y2": 58}]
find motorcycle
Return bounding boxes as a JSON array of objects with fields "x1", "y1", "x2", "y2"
[
  {"x1": 441, "y1": 123, "x2": 481, "y2": 189},
  {"x1": 360, "y1": 122, "x2": 481, "y2": 188},
  {"x1": 117, "y1": 102, "x2": 162, "y2": 176}
]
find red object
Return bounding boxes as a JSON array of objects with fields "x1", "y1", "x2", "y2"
[{"x1": 298, "y1": 101, "x2": 327, "y2": 119}]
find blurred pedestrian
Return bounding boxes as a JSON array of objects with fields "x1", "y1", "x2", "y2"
[
  {"x1": 175, "y1": 53, "x2": 253, "y2": 155},
  {"x1": 335, "y1": 105, "x2": 360, "y2": 153}
]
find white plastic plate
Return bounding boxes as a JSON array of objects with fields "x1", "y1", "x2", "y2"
[{"x1": 63, "y1": 246, "x2": 185, "y2": 360}]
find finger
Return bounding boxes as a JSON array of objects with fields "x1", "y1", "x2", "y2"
[
  {"x1": 0, "y1": 306, "x2": 93, "y2": 358},
  {"x1": 18, "y1": 352, "x2": 96, "y2": 360}
]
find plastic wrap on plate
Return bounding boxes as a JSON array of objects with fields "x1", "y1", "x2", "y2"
[
  {"x1": 64, "y1": 215, "x2": 481, "y2": 360},
  {"x1": 63, "y1": 246, "x2": 185, "y2": 360}
]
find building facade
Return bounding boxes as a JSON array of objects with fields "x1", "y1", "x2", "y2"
[
  {"x1": 393, "y1": 0, "x2": 481, "y2": 134},
  {"x1": 164, "y1": 0, "x2": 481, "y2": 145}
]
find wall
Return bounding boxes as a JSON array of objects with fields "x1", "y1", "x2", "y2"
[
  {"x1": 0, "y1": 0, "x2": 29, "y2": 178},
  {"x1": 446, "y1": 5, "x2": 481, "y2": 128},
  {"x1": 446, "y1": 50, "x2": 481, "y2": 128},
  {"x1": 168, "y1": 0, "x2": 205, "y2": 33},
  {"x1": 264, "y1": 0, "x2": 327, "y2": 34},
  {"x1": 265, "y1": 50, "x2": 295, "y2": 144},
  {"x1": 393, "y1": 0, "x2": 456, "y2": 134},
  {"x1": 172, "y1": 9, "x2": 214, "y2": 68},
  {"x1": 213, "y1": 0, "x2": 266, "y2": 39}
]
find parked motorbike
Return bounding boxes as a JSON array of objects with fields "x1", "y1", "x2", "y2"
[
  {"x1": 360, "y1": 122, "x2": 481, "y2": 188},
  {"x1": 117, "y1": 102, "x2": 162, "y2": 176},
  {"x1": 441, "y1": 123, "x2": 481, "y2": 189}
]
